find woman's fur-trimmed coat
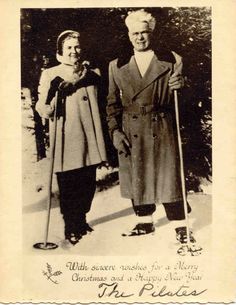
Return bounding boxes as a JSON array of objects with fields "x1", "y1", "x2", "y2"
[{"x1": 36, "y1": 64, "x2": 107, "y2": 173}]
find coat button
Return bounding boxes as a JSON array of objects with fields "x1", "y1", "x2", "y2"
[
  {"x1": 133, "y1": 134, "x2": 138, "y2": 138},
  {"x1": 132, "y1": 115, "x2": 138, "y2": 120},
  {"x1": 152, "y1": 117, "x2": 157, "y2": 122},
  {"x1": 159, "y1": 112, "x2": 165, "y2": 118},
  {"x1": 82, "y1": 96, "x2": 88, "y2": 101},
  {"x1": 153, "y1": 134, "x2": 157, "y2": 138}
]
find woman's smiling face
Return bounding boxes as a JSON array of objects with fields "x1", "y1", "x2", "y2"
[{"x1": 62, "y1": 37, "x2": 81, "y2": 64}]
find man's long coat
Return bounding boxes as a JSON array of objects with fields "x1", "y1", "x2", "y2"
[
  {"x1": 107, "y1": 52, "x2": 183, "y2": 205},
  {"x1": 36, "y1": 64, "x2": 107, "y2": 173}
]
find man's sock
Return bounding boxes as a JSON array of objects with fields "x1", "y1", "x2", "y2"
[{"x1": 136, "y1": 215, "x2": 153, "y2": 224}]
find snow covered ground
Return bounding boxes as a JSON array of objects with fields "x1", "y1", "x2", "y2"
[
  {"x1": 23, "y1": 180, "x2": 211, "y2": 256},
  {"x1": 22, "y1": 89, "x2": 212, "y2": 256}
]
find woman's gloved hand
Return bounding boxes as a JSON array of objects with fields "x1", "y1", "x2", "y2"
[
  {"x1": 50, "y1": 76, "x2": 64, "y2": 94},
  {"x1": 113, "y1": 130, "x2": 131, "y2": 157},
  {"x1": 58, "y1": 80, "x2": 74, "y2": 92}
]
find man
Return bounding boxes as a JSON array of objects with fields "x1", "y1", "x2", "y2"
[{"x1": 106, "y1": 10, "x2": 195, "y2": 244}]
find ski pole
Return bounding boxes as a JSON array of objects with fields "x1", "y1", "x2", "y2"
[
  {"x1": 174, "y1": 90, "x2": 191, "y2": 245},
  {"x1": 33, "y1": 91, "x2": 59, "y2": 250},
  {"x1": 174, "y1": 90, "x2": 202, "y2": 256}
]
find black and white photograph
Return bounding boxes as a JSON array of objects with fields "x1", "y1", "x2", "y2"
[
  {"x1": 1, "y1": 0, "x2": 236, "y2": 303},
  {"x1": 22, "y1": 6, "x2": 211, "y2": 255}
]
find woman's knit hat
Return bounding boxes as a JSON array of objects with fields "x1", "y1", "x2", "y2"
[{"x1": 56, "y1": 30, "x2": 80, "y2": 55}]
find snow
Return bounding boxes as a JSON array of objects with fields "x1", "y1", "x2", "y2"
[{"x1": 22, "y1": 89, "x2": 212, "y2": 256}]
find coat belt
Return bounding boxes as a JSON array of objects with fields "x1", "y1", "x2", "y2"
[{"x1": 123, "y1": 104, "x2": 169, "y2": 116}]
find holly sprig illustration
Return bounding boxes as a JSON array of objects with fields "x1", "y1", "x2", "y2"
[{"x1": 42, "y1": 263, "x2": 62, "y2": 284}]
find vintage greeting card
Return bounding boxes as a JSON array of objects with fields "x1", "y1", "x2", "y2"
[{"x1": 0, "y1": 0, "x2": 235, "y2": 303}]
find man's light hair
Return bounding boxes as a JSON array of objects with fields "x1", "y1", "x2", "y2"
[{"x1": 125, "y1": 9, "x2": 156, "y2": 32}]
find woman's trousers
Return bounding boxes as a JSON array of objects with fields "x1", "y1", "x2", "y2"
[{"x1": 56, "y1": 165, "x2": 97, "y2": 235}]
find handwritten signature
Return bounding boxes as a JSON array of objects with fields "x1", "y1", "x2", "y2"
[
  {"x1": 98, "y1": 282, "x2": 207, "y2": 298},
  {"x1": 42, "y1": 263, "x2": 62, "y2": 284}
]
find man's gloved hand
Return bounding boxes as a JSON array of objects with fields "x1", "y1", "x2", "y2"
[
  {"x1": 168, "y1": 72, "x2": 184, "y2": 91},
  {"x1": 113, "y1": 130, "x2": 131, "y2": 157}
]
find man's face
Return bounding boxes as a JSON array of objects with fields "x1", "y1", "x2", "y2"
[
  {"x1": 128, "y1": 22, "x2": 152, "y2": 52},
  {"x1": 62, "y1": 37, "x2": 81, "y2": 64}
]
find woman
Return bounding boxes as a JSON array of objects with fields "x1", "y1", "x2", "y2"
[{"x1": 36, "y1": 30, "x2": 107, "y2": 245}]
